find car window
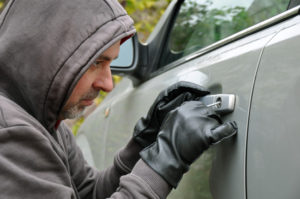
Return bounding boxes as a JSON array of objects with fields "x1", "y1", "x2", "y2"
[{"x1": 159, "y1": 0, "x2": 290, "y2": 67}]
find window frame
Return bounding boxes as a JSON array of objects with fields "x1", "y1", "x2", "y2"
[{"x1": 153, "y1": 0, "x2": 296, "y2": 77}]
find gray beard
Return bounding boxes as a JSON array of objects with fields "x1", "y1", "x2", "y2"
[
  {"x1": 60, "y1": 89, "x2": 99, "y2": 120},
  {"x1": 60, "y1": 104, "x2": 86, "y2": 119}
]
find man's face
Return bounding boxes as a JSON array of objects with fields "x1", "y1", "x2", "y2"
[{"x1": 59, "y1": 41, "x2": 121, "y2": 120}]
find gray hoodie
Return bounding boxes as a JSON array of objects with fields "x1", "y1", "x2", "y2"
[{"x1": 0, "y1": 0, "x2": 170, "y2": 198}]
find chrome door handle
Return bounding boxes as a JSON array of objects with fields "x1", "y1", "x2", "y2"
[{"x1": 199, "y1": 94, "x2": 236, "y2": 115}]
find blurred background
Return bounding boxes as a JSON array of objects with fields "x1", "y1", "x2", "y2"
[{"x1": 0, "y1": 0, "x2": 170, "y2": 43}]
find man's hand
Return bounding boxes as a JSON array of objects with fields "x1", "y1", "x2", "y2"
[
  {"x1": 140, "y1": 101, "x2": 237, "y2": 187},
  {"x1": 118, "y1": 82, "x2": 209, "y2": 172},
  {"x1": 133, "y1": 81, "x2": 210, "y2": 148}
]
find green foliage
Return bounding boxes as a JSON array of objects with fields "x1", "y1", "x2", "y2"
[
  {"x1": 0, "y1": 0, "x2": 169, "y2": 42},
  {"x1": 0, "y1": 0, "x2": 5, "y2": 12},
  {"x1": 170, "y1": 1, "x2": 253, "y2": 53},
  {"x1": 72, "y1": 117, "x2": 85, "y2": 136},
  {"x1": 119, "y1": 0, "x2": 171, "y2": 42},
  {"x1": 169, "y1": 0, "x2": 289, "y2": 57}
]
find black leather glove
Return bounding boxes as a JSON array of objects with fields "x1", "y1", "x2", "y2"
[
  {"x1": 133, "y1": 81, "x2": 209, "y2": 148},
  {"x1": 118, "y1": 82, "x2": 209, "y2": 172},
  {"x1": 140, "y1": 100, "x2": 237, "y2": 188}
]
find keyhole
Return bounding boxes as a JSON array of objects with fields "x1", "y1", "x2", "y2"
[{"x1": 216, "y1": 97, "x2": 222, "y2": 108}]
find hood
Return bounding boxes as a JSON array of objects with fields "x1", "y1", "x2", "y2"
[{"x1": 0, "y1": 0, "x2": 135, "y2": 130}]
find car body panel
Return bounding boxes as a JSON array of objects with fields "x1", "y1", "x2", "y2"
[
  {"x1": 75, "y1": 1, "x2": 300, "y2": 199},
  {"x1": 77, "y1": 29, "x2": 277, "y2": 199},
  {"x1": 76, "y1": 79, "x2": 135, "y2": 169},
  {"x1": 247, "y1": 15, "x2": 300, "y2": 199}
]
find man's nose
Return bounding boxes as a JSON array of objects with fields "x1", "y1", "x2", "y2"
[{"x1": 92, "y1": 66, "x2": 114, "y2": 92}]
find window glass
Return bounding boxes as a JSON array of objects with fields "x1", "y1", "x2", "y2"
[{"x1": 159, "y1": 0, "x2": 290, "y2": 67}]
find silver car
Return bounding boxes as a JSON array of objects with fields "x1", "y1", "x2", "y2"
[{"x1": 76, "y1": 0, "x2": 300, "y2": 198}]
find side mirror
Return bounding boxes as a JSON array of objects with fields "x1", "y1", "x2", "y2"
[
  {"x1": 111, "y1": 34, "x2": 150, "y2": 83},
  {"x1": 111, "y1": 34, "x2": 139, "y2": 73},
  {"x1": 111, "y1": 37, "x2": 134, "y2": 68}
]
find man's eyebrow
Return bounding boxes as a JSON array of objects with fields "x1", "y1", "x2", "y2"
[{"x1": 98, "y1": 55, "x2": 119, "y2": 61}]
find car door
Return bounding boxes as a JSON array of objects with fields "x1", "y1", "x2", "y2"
[
  {"x1": 76, "y1": 0, "x2": 292, "y2": 198},
  {"x1": 247, "y1": 13, "x2": 300, "y2": 199}
]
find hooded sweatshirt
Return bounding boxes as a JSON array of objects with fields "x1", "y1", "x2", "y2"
[{"x1": 0, "y1": 0, "x2": 170, "y2": 198}]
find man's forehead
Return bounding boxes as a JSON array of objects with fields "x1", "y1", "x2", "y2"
[{"x1": 97, "y1": 41, "x2": 121, "y2": 61}]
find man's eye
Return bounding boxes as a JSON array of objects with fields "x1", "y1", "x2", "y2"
[{"x1": 92, "y1": 60, "x2": 103, "y2": 68}]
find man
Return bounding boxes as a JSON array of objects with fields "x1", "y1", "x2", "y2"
[{"x1": 0, "y1": 0, "x2": 237, "y2": 198}]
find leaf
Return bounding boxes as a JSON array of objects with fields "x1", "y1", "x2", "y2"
[{"x1": 145, "y1": 1, "x2": 155, "y2": 8}]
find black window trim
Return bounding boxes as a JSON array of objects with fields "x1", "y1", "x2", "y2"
[{"x1": 288, "y1": 0, "x2": 300, "y2": 9}]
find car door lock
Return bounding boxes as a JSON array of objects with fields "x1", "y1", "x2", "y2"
[{"x1": 199, "y1": 94, "x2": 236, "y2": 115}]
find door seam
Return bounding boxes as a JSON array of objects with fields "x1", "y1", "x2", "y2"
[{"x1": 244, "y1": 30, "x2": 282, "y2": 199}]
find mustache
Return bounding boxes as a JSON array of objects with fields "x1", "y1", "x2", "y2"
[{"x1": 80, "y1": 89, "x2": 99, "y2": 101}]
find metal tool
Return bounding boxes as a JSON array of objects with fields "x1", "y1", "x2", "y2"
[{"x1": 199, "y1": 94, "x2": 236, "y2": 115}]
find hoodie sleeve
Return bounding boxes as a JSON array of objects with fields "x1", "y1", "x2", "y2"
[
  {"x1": 109, "y1": 160, "x2": 172, "y2": 199},
  {"x1": 61, "y1": 124, "x2": 171, "y2": 199}
]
